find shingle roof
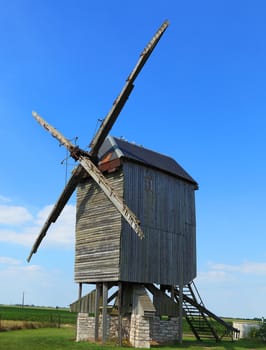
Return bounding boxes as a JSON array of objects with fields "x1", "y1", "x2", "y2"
[{"x1": 98, "y1": 136, "x2": 198, "y2": 188}]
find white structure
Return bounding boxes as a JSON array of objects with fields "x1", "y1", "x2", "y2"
[{"x1": 233, "y1": 322, "x2": 260, "y2": 339}]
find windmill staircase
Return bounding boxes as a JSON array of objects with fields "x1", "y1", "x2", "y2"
[{"x1": 174, "y1": 281, "x2": 239, "y2": 341}]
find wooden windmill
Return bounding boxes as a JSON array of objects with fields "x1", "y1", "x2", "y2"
[{"x1": 28, "y1": 21, "x2": 238, "y2": 347}]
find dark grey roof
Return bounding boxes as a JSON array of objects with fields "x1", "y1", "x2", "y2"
[{"x1": 98, "y1": 136, "x2": 198, "y2": 187}]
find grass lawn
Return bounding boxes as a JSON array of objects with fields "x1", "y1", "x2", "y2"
[
  {"x1": 1, "y1": 306, "x2": 265, "y2": 349},
  {"x1": 0, "y1": 305, "x2": 76, "y2": 326},
  {"x1": 0, "y1": 327, "x2": 266, "y2": 350}
]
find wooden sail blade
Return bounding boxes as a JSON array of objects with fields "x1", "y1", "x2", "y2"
[
  {"x1": 89, "y1": 20, "x2": 169, "y2": 157},
  {"x1": 89, "y1": 83, "x2": 134, "y2": 158},
  {"x1": 30, "y1": 112, "x2": 143, "y2": 258},
  {"x1": 32, "y1": 111, "x2": 77, "y2": 154},
  {"x1": 27, "y1": 166, "x2": 84, "y2": 262},
  {"x1": 79, "y1": 155, "x2": 144, "y2": 239},
  {"x1": 127, "y1": 20, "x2": 169, "y2": 85}
]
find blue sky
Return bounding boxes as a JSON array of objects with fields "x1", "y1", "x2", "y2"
[{"x1": 0, "y1": 0, "x2": 266, "y2": 318}]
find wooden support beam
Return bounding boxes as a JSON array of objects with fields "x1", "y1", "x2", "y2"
[
  {"x1": 102, "y1": 282, "x2": 108, "y2": 343},
  {"x1": 178, "y1": 283, "x2": 183, "y2": 344},
  {"x1": 107, "y1": 290, "x2": 118, "y2": 304},
  {"x1": 178, "y1": 233, "x2": 184, "y2": 344},
  {"x1": 171, "y1": 285, "x2": 175, "y2": 300},
  {"x1": 77, "y1": 283, "x2": 83, "y2": 313},
  {"x1": 95, "y1": 283, "x2": 101, "y2": 341},
  {"x1": 78, "y1": 283, "x2": 82, "y2": 300},
  {"x1": 118, "y1": 282, "x2": 123, "y2": 346}
]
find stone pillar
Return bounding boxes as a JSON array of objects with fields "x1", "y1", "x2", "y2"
[
  {"x1": 129, "y1": 285, "x2": 155, "y2": 348},
  {"x1": 150, "y1": 316, "x2": 179, "y2": 344},
  {"x1": 130, "y1": 314, "x2": 151, "y2": 348},
  {"x1": 76, "y1": 313, "x2": 90, "y2": 341}
]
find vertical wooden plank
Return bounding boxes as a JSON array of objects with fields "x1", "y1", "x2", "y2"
[
  {"x1": 102, "y1": 282, "x2": 108, "y2": 343},
  {"x1": 178, "y1": 232, "x2": 184, "y2": 344},
  {"x1": 171, "y1": 286, "x2": 175, "y2": 300},
  {"x1": 78, "y1": 283, "x2": 82, "y2": 300},
  {"x1": 78, "y1": 283, "x2": 82, "y2": 313},
  {"x1": 118, "y1": 282, "x2": 123, "y2": 346},
  {"x1": 121, "y1": 162, "x2": 197, "y2": 286},
  {"x1": 95, "y1": 283, "x2": 101, "y2": 341},
  {"x1": 178, "y1": 283, "x2": 183, "y2": 344}
]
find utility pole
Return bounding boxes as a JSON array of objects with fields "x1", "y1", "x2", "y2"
[{"x1": 22, "y1": 291, "x2": 25, "y2": 308}]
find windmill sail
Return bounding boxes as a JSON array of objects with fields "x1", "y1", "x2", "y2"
[
  {"x1": 89, "y1": 20, "x2": 169, "y2": 156},
  {"x1": 27, "y1": 112, "x2": 144, "y2": 262},
  {"x1": 27, "y1": 20, "x2": 169, "y2": 261},
  {"x1": 35, "y1": 112, "x2": 144, "y2": 239},
  {"x1": 27, "y1": 165, "x2": 83, "y2": 262}
]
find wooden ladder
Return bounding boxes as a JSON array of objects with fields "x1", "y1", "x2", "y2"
[
  {"x1": 174, "y1": 281, "x2": 239, "y2": 341},
  {"x1": 181, "y1": 282, "x2": 219, "y2": 341}
]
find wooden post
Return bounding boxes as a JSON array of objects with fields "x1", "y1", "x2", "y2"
[
  {"x1": 178, "y1": 233, "x2": 184, "y2": 344},
  {"x1": 102, "y1": 282, "x2": 108, "y2": 343},
  {"x1": 178, "y1": 283, "x2": 183, "y2": 344},
  {"x1": 118, "y1": 282, "x2": 123, "y2": 346},
  {"x1": 78, "y1": 283, "x2": 82, "y2": 299},
  {"x1": 171, "y1": 286, "x2": 175, "y2": 300},
  {"x1": 95, "y1": 283, "x2": 101, "y2": 341},
  {"x1": 78, "y1": 283, "x2": 82, "y2": 313}
]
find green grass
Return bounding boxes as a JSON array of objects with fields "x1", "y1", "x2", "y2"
[
  {"x1": 1, "y1": 306, "x2": 265, "y2": 349},
  {"x1": 0, "y1": 305, "x2": 77, "y2": 325},
  {"x1": 0, "y1": 327, "x2": 266, "y2": 350}
]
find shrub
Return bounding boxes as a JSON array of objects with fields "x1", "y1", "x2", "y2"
[
  {"x1": 248, "y1": 322, "x2": 266, "y2": 341},
  {"x1": 247, "y1": 326, "x2": 258, "y2": 339},
  {"x1": 256, "y1": 322, "x2": 266, "y2": 342}
]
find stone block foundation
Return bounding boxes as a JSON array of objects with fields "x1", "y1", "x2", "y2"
[{"x1": 76, "y1": 313, "x2": 179, "y2": 347}]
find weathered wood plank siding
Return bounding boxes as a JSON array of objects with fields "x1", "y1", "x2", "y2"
[
  {"x1": 74, "y1": 170, "x2": 124, "y2": 283},
  {"x1": 75, "y1": 159, "x2": 196, "y2": 285},
  {"x1": 70, "y1": 290, "x2": 96, "y2": 313},
  {"x1": 120, "y1": 160, "x2": 196, "y2": 285}
]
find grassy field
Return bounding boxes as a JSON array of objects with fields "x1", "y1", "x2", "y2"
[
  {"x1": 0, "y1": 305, "x2": 265, "y2": 349},
  {"x1": 0, "y1": 305, "x2": 77, "y2": 330},
  {"x1": 1, "y1": 327, "x2": 266, "y2": 350}
]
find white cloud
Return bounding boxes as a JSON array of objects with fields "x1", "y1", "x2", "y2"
[
  {"x1": 0, "y1": 205, "x2": 33, "y2": 225},
  {"x1": 0, "y1": 198, "x2": 75, "y2": 306},
  {"x1": 0, "y1": 261, "x2": 42, "y2": 274},
  {"x1": 207, "y1": 261, "x2": 266, "y2": 276},
  {"x1": 0, "y1": 256, "x2": 21, "y2": 265},
  {"x1": 0, "y1": 195, "x2": 11, "y2": 203},
  {"x1": 241, "y1": 261, "x2": 266, "y2": 274},
  {"x1": 197, "y1": 261, "x2": 266, "y2": 289},
  {"x1": 0, "y1": 227, "x2": 37, "y2": 246},
  {"x1": 36, "y1": 204, "x2": 76, "y2": 247},
  {"x1": 0, "y1": 256, "x2": 76, "y2": 306},
  {"x1": 197, "y1": 269, "x2": 234, "y2": 283},
  {"x1": 196, "y1": 260, "x2": 266, "y2": 318},
  {"x1": 0, "y1": 256, "x2": 42, "y2": 279},
  {"x1": 0, "y1": 202, "x2": 76, "y2": 248}
]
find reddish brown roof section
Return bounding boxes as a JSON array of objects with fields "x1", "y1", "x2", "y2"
[{"x1": 99, "y1": 157, "x2": 122, "y2": 173}]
